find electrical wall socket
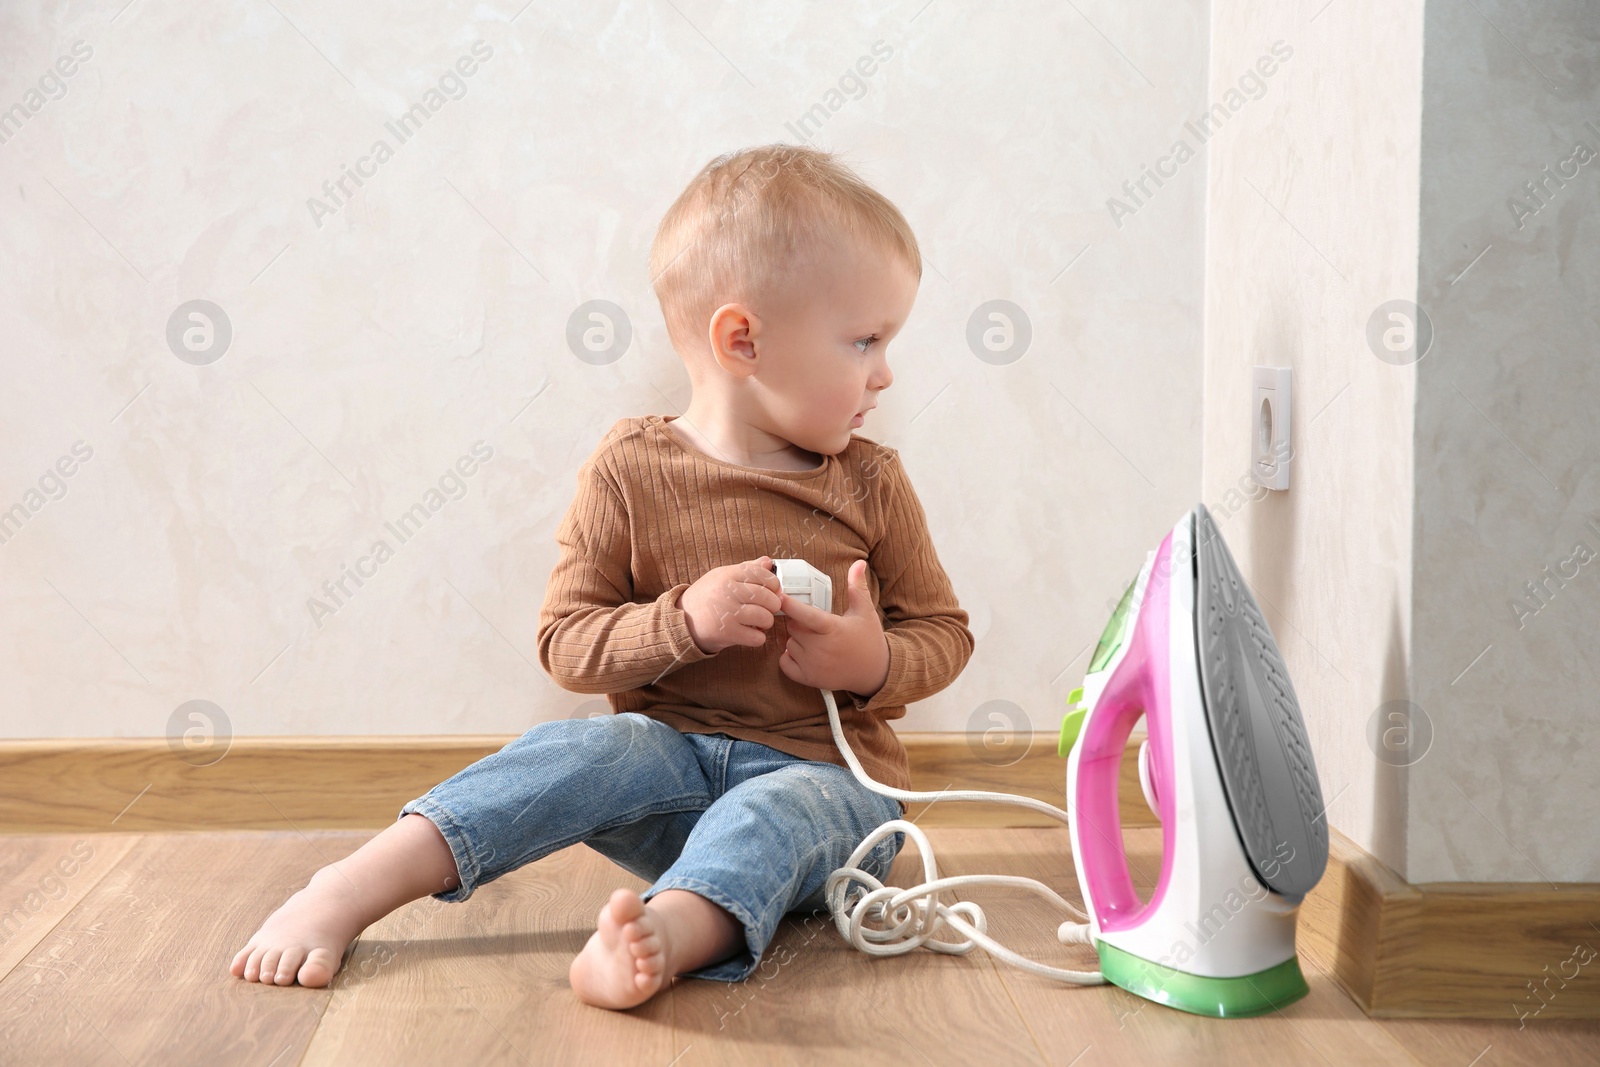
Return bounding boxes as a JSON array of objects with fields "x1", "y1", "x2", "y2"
[{"x1": 1252, "y1": 366, "x2": 1291, "y2": 491}]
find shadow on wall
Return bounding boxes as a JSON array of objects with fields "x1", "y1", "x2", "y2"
[
  {"x1": 1239, "y1": 444, "x2": 1411, "y2": 878},
  {"x1": 1370, "y1": 597, "x2": 1411, "y2": 879},
  {"x1": 1244, "y1": 417, "x2": 1300, "y2": 717},
  {"x1": 1245, "y1": 479, "x2": 1296, "y2": 619},
  {"x1": 1235, "y1": 463, "x2": 1414, "y2": 876},
  {"x1": 1242, "y1": 305, "x2": 1301, "y2": 627}
]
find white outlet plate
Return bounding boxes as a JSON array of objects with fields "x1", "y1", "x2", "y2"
[{"x1": 1251, "y1": 366, "x2": 1291, "y2": 491}]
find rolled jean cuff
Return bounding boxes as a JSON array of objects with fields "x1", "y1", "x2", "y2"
[
  {"x1": 397, "y1": 794, "x2": 478, "y2": 904},
  {"x1": 640, "y1": 876, "x2": 769, "y2": 983}
]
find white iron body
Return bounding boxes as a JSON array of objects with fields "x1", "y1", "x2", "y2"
[{"x1": 1065, "y1": 508, "x2": 1312, "y2": 1003}]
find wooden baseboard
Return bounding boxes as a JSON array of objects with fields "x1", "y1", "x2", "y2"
[
  {"x1": 1298, "y1": 829, "x2": 1600, "y2": 1020},
  {"x1": 2, "y1": 731, "x2": 1594, "y2": 1019}
]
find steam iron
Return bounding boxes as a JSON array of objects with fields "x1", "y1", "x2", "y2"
[{"x1": 1059, "y1": 504, "x2": 1329, "y2": 1018}]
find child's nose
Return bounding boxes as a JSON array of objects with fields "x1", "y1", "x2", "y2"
[{"x1": 871, "y1": 356, "x2": 893, "y2": 391}]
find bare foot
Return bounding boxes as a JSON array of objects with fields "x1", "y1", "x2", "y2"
[
  {"x1": 230, "y1": 868, "x2": 367, "y2": 988},
  {"x1": 569, "y1": 889, "x2": 670, "y2": 1009}
]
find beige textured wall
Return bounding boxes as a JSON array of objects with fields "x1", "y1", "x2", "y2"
[
  {"x1": 0, "y1": 3, "x2": 1207, "y2": 746},
  {"x1": 1199, "y1": 0, "x2": 1599, "y2": 884},
  {"x1": 1409, "y1": 2, "x2": 1600, "y2": 883},
  {"x1": 1198, "y1": 3, "x2": 1422, "y2": 876}
]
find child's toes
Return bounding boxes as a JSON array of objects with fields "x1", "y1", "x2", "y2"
[
  {"x1": 273, "y1": 947, "x2": 308, "y2": 985},
  {"x1": 299, "y1": 947, "x2": 340, "y2": 988},
  {"x1": 258, "y1": 948, "x2": 284, "y2": 984},
  {"x1": 230, "y1": 944, "x2": 253, "y2": 978},
  {"x1": 596, "y1": 902, "x2": 621, "y2": 940},
  {"x1": 609, "y1": 888, "x2": 646, "y2": 924},
  {"x1": 628, "y1": 934, "x2": 662, "y2": 959}
]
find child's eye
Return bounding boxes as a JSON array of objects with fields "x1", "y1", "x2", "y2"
[{"x1": 855, "y1": 334, "x2": 880, "y2": 353}]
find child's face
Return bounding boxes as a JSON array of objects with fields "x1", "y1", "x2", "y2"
[{"x1": 751, "y1": 237, "x2": 919, "y2": 455}]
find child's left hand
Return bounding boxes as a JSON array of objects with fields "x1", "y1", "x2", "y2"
[{"x1": 776, "y1": 559, "x2": 890, "y2": 699}]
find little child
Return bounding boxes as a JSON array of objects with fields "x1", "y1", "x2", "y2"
[{"x1": 230, "y1": 144, "x2": 974, "y2": 1009}]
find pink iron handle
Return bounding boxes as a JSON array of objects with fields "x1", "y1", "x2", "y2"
[{"x1": 1073, "y1": 532, "x2": 1178, "y2": 934}]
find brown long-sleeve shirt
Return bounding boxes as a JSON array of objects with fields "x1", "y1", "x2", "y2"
[{"x1": 535, "y1": 413, "x2": 975, "y2": 792}]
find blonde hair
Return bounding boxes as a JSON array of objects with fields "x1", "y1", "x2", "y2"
[{"x1": 649, "y1": 144, "x2": 921, "y2": 353}]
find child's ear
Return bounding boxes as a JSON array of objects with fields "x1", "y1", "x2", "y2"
[{"x1": 707, "y1": 303, "x2": 760, "y2": 377}]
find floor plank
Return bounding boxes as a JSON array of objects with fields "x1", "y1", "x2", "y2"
[
  {"x1": 301, "y1": 840, "x2": 679, "y2": 1066},
  {"x1": 920, "y1": 826, "x2": 1425, "y2": 1066},
  {"x1": 0, "y1": 829, "x2": 371, "y2": 1065},
  {"x1": 4, "y1": 827, "x2": 1596, "y2": 1066},
  {"x1": 666, "y1": 835, "x2": 1046, "y2": 1066},
  {"x1": 1375, "y1": 1017, "x2": 1600, "y2": 1067},
  {"x1": 0, "y1": 833, "x2": 139, "y2": 980}
]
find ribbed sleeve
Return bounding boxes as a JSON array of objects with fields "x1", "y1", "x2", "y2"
[
  {"x1": 536, "y1": 465, "x2": 715, "y2": 690},
  {"x1": 533, "y1": 414, "x2": 974, "y2": 792}
]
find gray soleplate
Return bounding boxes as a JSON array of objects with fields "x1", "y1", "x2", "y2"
[{"x1": 1191, "y1": 504, "x2": 1328, "y2": 900}]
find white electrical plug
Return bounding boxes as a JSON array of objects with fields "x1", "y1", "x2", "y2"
[{"x1": 771, "y1": 559, "x2": 833, "y2": 615}]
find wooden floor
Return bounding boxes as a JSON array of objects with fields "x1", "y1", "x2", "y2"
[{"x1": 2, "y1": 827, "x2": 1596, "y2": 1066}]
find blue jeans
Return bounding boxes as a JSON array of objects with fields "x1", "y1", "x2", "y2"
[{"x1": 397, "y1": 712, "x2": 906, "y2": 982}]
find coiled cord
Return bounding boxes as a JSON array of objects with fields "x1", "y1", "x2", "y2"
[{"x1": 820, "y1": 689, "x2": 1106, "y2": 984}]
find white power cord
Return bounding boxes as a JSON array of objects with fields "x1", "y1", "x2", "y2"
[
  {"x1": 769, "y1": 558, "x2": 1102, "y2": 983},
  {"x1": 819, "y1": 687, "x2": 1106, "y2": 985}
]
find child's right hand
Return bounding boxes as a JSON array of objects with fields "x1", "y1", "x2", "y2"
[{"x1": 679, "y1": 556, "x2": 782, "y2": 654}]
